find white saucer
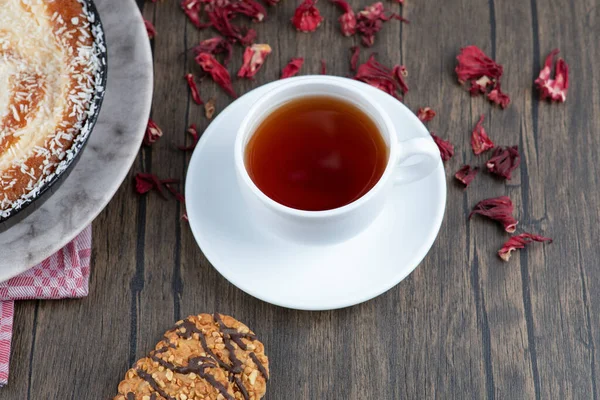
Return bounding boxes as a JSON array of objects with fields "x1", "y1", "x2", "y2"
[{"x1": 185, "y1": 77, "x2": 446, "y2": 311}]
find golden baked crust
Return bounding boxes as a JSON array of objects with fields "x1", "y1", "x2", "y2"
[
  {"x1": 0, "y1": 0, "x2": 102, "y2": 216},
  {"x1": 114, "y1": 314, "x2": 269, "y2": 400}
]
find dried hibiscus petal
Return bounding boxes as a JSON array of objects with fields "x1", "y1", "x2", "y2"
[
  {"x1": 331, "y1": 0, "x2": 357, "y2": 36},
  {"x1": 469, "y1": 196, "x2": 518, "y2": 232},
  {"x1": 205, "y1": 98, "x2": 216, "y2": 119},
  {"x1": 281, "y1": 58, "x2": 304, "y2": 79},
  {"x1": 193, "y1": 37, "x2": 233, "y2": 66},
  {"x1": 487, "y1": 82, "x2": 510, "y2": 108},
  {"x1": 181, "y1": 0, "x2": 205, "y2": 29},
  {"x1": 320, "y1": 59, "x2": 327, "y2": 75},
  {"x1": 144, "y1": 119, "x2": 163, "y2": 146},
  {"x1": 350, "y1": 46, "x2": 360, "y2": 72},
  {"x1": 535, "y1": 49, "x2": 569, "y2": 102},
  {"x1": 356, "y1": 2, "x2": 408, "y2": 47},
  {"x1": 144, "y1": 19, "x2": 156, "y2": 39},
  {"x1": 393, "y1": 65, "x2": 409, "y2": 95},
  {"x1": 134, "y1": 173, "x2": 179, "y2": 199},
  {"x1": 207, "y1": 7, "x2": 256, "y2": 46},
  {"x1": 354, "y1": 54, "x2": 407, "y2": 100},
  {"x1": 455, "y1": 46, "x2": 510, "y2": 107},
  {"x1": 455, "y1": 165, "x2": 478, "y2": 188},
  {"x1": 164, "y1": 182, "x2": 186, "y2": 204},
  {"x1": 487, "y1": 145, "x2": 520, "y2": 180},
  {"x1": 291, "y1": 0, "x2": 323, "y2": 32},
  {"x1": 455, "y1": 45, "x2": 503, "y2": 84},
  {"x1": 164, "y1": 182, "x2": 188, "y2": 221},
  {"x1": 185, "y1": 73, "x2": 203, "y2": 105},
  {"x1": 469, "y1": 76, "x2": 493, "y2": 95},
  {"x1": 195, "y1": 53, "x2": 237, "y2": 98},
  {"x1": 237, "y1": 44, "x2": 272, "y2": 79},
  {"x1": 179, "y1": 124, "x2": 200, "y2": 151},
  {"x1": 228, "y1": 0, "x2": 266, "y2": 22},
  {"x1": 417, "y1": 107, "x2": 435, "y2": 123},
  {"x1": 430, "y1": 132, "x2": 454, "y2": 162},
  {"x1": 471, "y1": 114, "x2": 494, "y2": 155},
  {"x1": 498, "y1": 233, "x2": 552, "y2": 262}
]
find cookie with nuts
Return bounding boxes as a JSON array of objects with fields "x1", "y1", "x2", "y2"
[{"x1": 114, "y1": 313, "x2": 269, "y2": 400}]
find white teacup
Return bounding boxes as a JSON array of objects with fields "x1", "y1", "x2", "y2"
[{"x1": 234, "y1": 76, "x2": 440, "y2": 244}]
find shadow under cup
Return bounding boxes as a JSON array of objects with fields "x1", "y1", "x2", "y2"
[{"x1": 235, "y1": 78, "x2": 399, "y2": 244}]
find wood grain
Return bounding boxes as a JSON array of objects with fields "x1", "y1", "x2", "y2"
[{"x1": 1, "y1": 0, "x2": 599, "y2": 399}]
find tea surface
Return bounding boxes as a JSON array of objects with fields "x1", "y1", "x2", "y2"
[{"x1": 245, "y1": 96, "x2": 388, "y2": 211}]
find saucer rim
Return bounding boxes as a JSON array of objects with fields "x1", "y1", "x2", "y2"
[{"x1": 185, "y1": 76, "x2": 447, "y2": 311}]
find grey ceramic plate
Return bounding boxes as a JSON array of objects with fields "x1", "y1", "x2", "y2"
[
  {"x1": 0, "y1": 0, "x2": 153, "y2": 281},
  {"x1": 0, "y1": 0, "x2": 107, "y2": 231}
]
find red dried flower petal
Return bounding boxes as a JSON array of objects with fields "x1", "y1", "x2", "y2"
[
  {"x1": 144, "y1": 19, "x2": 156, "y2": 39},
  {"x1": 134, "y1": 173, "x2": 180, "y2": 199},
  {"x1": 455, "y1": 45, "x2": 503, "y2": 84},
  {"x1": 144, "y1": 119, "x2": 163, "y2": 146},
  {"x1": 185, "y1": 73, "x2": 204, "y2": 105},
  {"x1": 486, "y1": 145, "x2": 520, "y2": 180},
  {"x1": 281, "y1": 58, "x2": 304, "y2": 79},
  {"x1": 164, "y1": 182, "x2": 186, "y2": 204},
  {"x1": 454, "y1": 165, "x2": 478, "y2": 187},
  {"x1": 392, "y1": 65, "x2": 409, "y2": 95},
  {"x1": 430, "y1": 132, "x2": 454, "y2": 162},
  {"x1": 320, "y1": 59, "x2": 327, "y2": 75},
  {"x1": 350, "y1": 46, "x2": 360, "y2": 72},
  {"x1": 207, "y1": 7, "x2": 256, "y2": 46},
  {"x1": 193, "y1": 37, "x2": 233, "y2": 66},
  {"x1": 417, "y1": 107, "x2": 435, "y2": 123},
  {"x1": 205, "y1": 98, "x2": 216, "y2": 119},
  {"x1": 469, "y1": 76, "x2": 493, "y2": 95},
  {"x1": 291, "y1": 0, "x2": 323, "y2": 32},
  {"x1": 354, "y1": 54, "x2": 407, "y2": 100},
  {"x1": 498, "y1": 233, "x2": 552, "y2": 262},
  {"x1": 228, "y1": 0, "x2": 266, "y2": 22},
  {"x1": 195, "y1": 53, "x2": 237, "y2": 98},
  {"x1": 331, "y1": 0, "x2": 357, "y2": 36},
  {"x1": 455, "y1": 46, "x2": 510, "y2": 107},
  {"x1": 179, "y1": 124, "x2": 200, "y2": 151},
  {"x1": 471, "y1": 114, "x2": 494, "y2": 155},
  {"x1": 487, "y1": 82, "x2": 511, "y2": 108},
  {"x1": 469, "y1": 196, "x2": 518, "y2": 232},
  {"x1": 356, "y1": 2, "x2": 408, "y2": 47},
  {"x1": 535, "y1": 49, "x2": 569, "y2": 102},
  {"x1": 135, "y1": 173, "x2": 157, "y2": 195},
  {"x1": 181, "y1": 0, "x2": 206, "y2": 29},
  {"x1": 237, "y1": 44, "x2": 272, "y2": 79}
]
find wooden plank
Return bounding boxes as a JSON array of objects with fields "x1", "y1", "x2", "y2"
[
  {"x1": 129, "y1": 0, "x2": 189, "y2": 364},
  {"x1": 526, "y1": 0, "x2": 600, "y2": 398},
  {"x1": 471, "y1": 0, "x2": 539, "y2": 398}
]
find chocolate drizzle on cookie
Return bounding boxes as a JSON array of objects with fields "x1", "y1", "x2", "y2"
[
  {"x1": 126, "y1": 393, "x2": 135, "y2": 400},
  {"x1": 249, "y1": 352, "x2": 269, "y2": 381},
  {"x1": 136, "y1": 369, "x2": 175, "y2": 400}
]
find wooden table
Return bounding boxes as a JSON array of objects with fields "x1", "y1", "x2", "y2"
[{"x1": 2, "y1": 0, "x2": 599, "y2": 398}]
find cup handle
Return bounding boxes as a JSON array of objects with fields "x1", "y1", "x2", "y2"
[{"x1": 393, "y1": 137, "x2": 441, "y2": 185}]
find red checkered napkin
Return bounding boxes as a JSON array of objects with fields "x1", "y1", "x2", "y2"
[{"x1": 0, "y1": 226, "x2": 91, "y2": 386}]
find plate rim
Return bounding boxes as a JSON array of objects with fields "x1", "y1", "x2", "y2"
[{"x1": 185, "y1": 76, "x2": 447, "y2": 311}]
